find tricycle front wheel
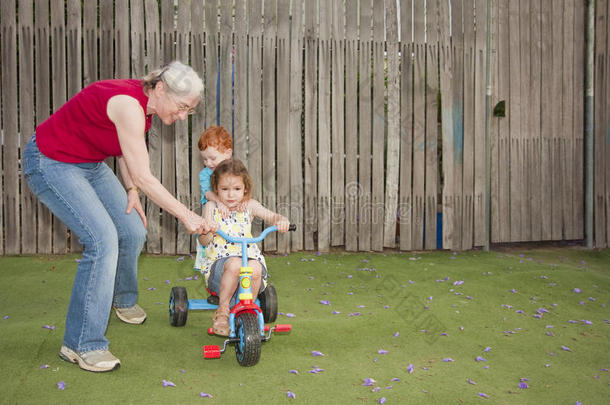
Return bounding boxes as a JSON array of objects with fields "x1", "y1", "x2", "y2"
[{"x1": 234, "y1": 312, "x2": 261, "y2": 366}]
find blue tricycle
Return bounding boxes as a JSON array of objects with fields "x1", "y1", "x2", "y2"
[{"x1": 169, "y1": 224, "x2": 295, "y2": 367}]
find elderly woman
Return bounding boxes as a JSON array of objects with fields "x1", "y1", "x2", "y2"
[{"x1": 22, "y1": 61, "x2": 211, "y2": 372}]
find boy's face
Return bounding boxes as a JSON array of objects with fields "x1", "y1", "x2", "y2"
[
  {"x1": 200, "y1": 146, "x2": 232, "y2": 171},
  {"x1": 216, "y1": 174, "x2": 245, "y2": 210}
]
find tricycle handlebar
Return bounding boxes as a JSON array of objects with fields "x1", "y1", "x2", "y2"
[{"x1": 215, "y1": 224, "x2": 296, "y2": 244}]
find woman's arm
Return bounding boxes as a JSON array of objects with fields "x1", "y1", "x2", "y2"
[
  {"x1": 107, "y1": 95, "x2": 208, "y2": 234},
  {"x1": 246, "y1": 199, "x2": 290, "y2": 232}
]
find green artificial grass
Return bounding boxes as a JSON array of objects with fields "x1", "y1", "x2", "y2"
[{"x1": 0, "y1": 247, "x2": 609, "y2": 404}]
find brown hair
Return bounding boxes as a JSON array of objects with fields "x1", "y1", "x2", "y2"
[
  {"x1": 198, "y1": 126, "x2": 233, "y2": 152},
  {"x1": 210, "y1": 158, "x2": 253, "y2": 200}
]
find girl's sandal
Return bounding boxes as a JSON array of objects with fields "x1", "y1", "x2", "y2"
[{"x1": 212, "y1": 311, "x2": 230, "y2": 336}]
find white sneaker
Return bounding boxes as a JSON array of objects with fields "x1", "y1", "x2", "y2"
[
  {"x1": 114, "y1": 304, "x2": 147, "y2": 325},
  {"x1": 59, "y1": 346, "x2": 120, "y2": 372}
]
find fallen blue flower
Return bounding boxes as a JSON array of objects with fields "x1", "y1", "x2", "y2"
[
  {"x1": 561, "y1": 345, "x2": 572, "y2": 352},
  {"x1": 362, "y1": 378, "x2": 376, "y2": 386},
  {"x1": 478, "y1": 392, "x2": 489, "y2": 399},
  {"x1": 57, "y1": 381, "x2": 66, "y2": 390},
  {"x1": 443, "y1": 358, "x2": 454, "y2": 362},
  {"x1": 289, "y1": 369, "x2": 299, "y2": 375},
  {"x1": 162, "y1": 379, "x2": 176, "y2": 387},
  {"x1": 43, "y1": 325, "x2": 55, "y2": 330},
  {"x1": 378, "y1": 349, "x2": 388, "y2": 355},
  {"x1": 467, "y1": 379, "x2": 476, "y2": 385},
  {"x1": 519, "y1": 382, "x2": 529, "y2": 389},
  {"x1": 407, "y1": 364, "x2": 414, "y2": 374},
  {"x1": 475, "y1": 356, "x2": 486, "y2": 362},
  {"x1": 378, "y1": 397, "x2": 386, "y2": 404},
  {"x1": 319, "y1": 300, "x2": 331, "y2": 305},
  {"x1": 286, "y1": 391, "x2": 296, "y2": 399},
  {"x1": 573, "y1": 288, "x2": 581, "y2": 293},
  {"x1": 200, "y1": 392, "x2": 212, "y2": 398},
  {"x1": 312, "y1": 350, "x2": 324, "y2": 357},
  {"x1": 484, "y1": 346, "x2": 491, "y2": 352},
  {"x1": 40, "y1": 364, "x2": 49, "y2": 369}
]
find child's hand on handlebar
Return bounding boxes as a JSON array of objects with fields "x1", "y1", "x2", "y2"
[{"x1": 275, "y1": 215, "x2": 291, "y2": 233}]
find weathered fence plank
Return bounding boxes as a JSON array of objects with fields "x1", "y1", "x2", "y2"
[
  {"x1": 67, "y1": 0, "x2": 83, "y2": 252},
  {"x1": 331, "y1": 0, "x2": 346, "y2": 247},
  {"x1": 144, "y1": 0, "x2": 162, "y2": 253},
  {"x1": 219, "y1": 0, "x2": 232, "y2": 129},
  {"x1": 115, "y1": 0, "x2": 129, "y2": 78},
  {"x1": 519, "y1": 0, "x2": 531, "y2": 241},
  {"x1": 473, "y1": 0, "x2": 487, "y2": 246},
  {"x1": 462, "y1": 0, "x2": 475, "y2": 250},
  {"x1": 248, "y1": 0, "x2": 263, "y2": 235},
  {"x1": 399, "y1": 0, "x2": 413, "y2": 251},
  {"x1": 34, "y1": 0, "x2": 52, "y2": 254},
  {"x1": 191, "y1": 0, "x2": 206, "y2": 227},
  {"x1": 317, "y1": 0, "x2": 331, "y2": 252},
  {"x1": 358, "y1": 0, "x2": 372, "y2": 251},
  {"x1": 562, "y1": 0, "x2": 575, "y2": 241},
  {"x1": 175, "y1": 0, "x2": 191, "y2": 254},
  {"x1": 160, "y1": 1, "x2": 177, "y2": 254},
  {"x1": 289, "y1": 0, "x2": 304, "y2": 251},
  {"x1": 371, "y1": 2, "x2": 385, "y2": 251},
  {"x1": 263, "y1": 0, "x2": 278, "y2": 251},
  {"x1": 1, "y1": 0, "x2": 18, "y2": 255},
  {"x1": 234, "y1": 0, "x2": 247, "y2": 163},
  {"x1": 345, "y1": 0, "x2": 358, "y2": 251},
  {"x1": 540, "y1": 0, "x2": 553, "y2": 241},
  {"x1": 594, "y1": 0, "x2": 607, "y2": 246},
  {"x1": 529, "y1": 0, "x2": 542, "y2": 242},
  {"x1": 572, "y1": 0, "x2": 585, "y2": 241},
  {"x1": 205, "y1": 0, "x2": 219, "y2": 128},
  {"x1": 18, "y1": 0, "x2": 36, "y2": 254},
  {"x1": 551, "y1": 0, "x2": 564, "y2": 240},
  {"x1": 304, "y1": 0, "x2": 318, "y2": 250},
  {"x1": 508, "y1": 0, "x2": 522, "y2": 242},
  {"x1": 425, "y1": 0, "x2": 439, "y2": 250},
  {"x1": 51, "y1": 0, "x2": 68, "y2": 253},
  {"x1": 276, "y1": 0, "x2": 291, "y2": 254},
  {"x1": 384, "y1": 0, "x2": 400, "y2": 249},
  {"x1": 413, "y1": 1, "x2": 426, "y2": 250},
  {"x1": 604, "y1": 0, "x2": 610, "y2": 245},
  {"x1": 130, "y1": 0, "x2": 146, "y2": 78}
]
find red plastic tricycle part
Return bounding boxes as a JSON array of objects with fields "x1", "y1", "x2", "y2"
[
  {"x1": 273, "y1": 324, "x2": 292, "y2": 333},
  {"x1": 203, "y1": 345, "x2": 221, "y2": 359},
  {"x1": 264, "y1": 325, "x2": 270, "y2": 332},
  {"x1": 207, "y1": 327, "x2": 214, "y2": 335}
]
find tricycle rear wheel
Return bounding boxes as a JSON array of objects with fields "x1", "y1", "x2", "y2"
[
  {"x1": 234, "y1": 312, "x2": 261, "y2": 366},
  {"x1": 259, "y1": 283, "x2": 278, "y2": 323},
  {"x1": 169, "y1": 286, "x2": 188, "y2": 327}
]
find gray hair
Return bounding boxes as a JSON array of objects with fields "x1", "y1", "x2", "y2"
[{"x1": 141, "y1": 61, "x2": 203, "y2": 99}]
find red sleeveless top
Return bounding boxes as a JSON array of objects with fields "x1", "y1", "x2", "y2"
[{"x1": 36, "y1": 79, "x2": 152, "y2": 163}]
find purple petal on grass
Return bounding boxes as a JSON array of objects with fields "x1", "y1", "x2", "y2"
[
  {"x1": 332, "y1": 311, "x2": 341, "y2": 315},
  {"x1": 75, "y1": 258, "x2": 82, "y2": 263},
  {"x1": 3, "y1": 315, "x2": 8, "y2": 320},
  {"x1": 40, "y1": 364, "x2": 49, "y2": 369},
  {"x1": 393, "y1": 332, "x2": 400, "y2": 337},
  {"x1": 177, "y1": 256, "x2": 184, "y2": 262},
  {"x1": 443, "y1": 358, "x2": 454, "y2": 362},
  {"x1": 519, "y1": 382, "x2": 529, "y2": 389},
  {"x1": 408, "y1": 280, "x2": 414, "y2": 284},
  {"x1": 362, "y1": 378, "x2": 376, "y2": 386},
  {"x1": 407, "y1": 364, "x2": 414, "y2": 374},
  {"x1": 581, "y1": 319, "x2": 593, "y2": 325},
  {"x1": 601, "y1": 368, "x2": 610, "y2": 372},
  {"x1": 576, "y1": 402, "x2": 583, "y2": 405},
  {"x1": 312, "y1": 350, "x2": 325, "y2": 357},
  {"x1": 378, "y1": 349, "x2": 388, "y2": 354},
  {"x1": 164, "y1": 280, "x2": 170, "y2": 284},
  {"x1": 180, "y1": 369, "x2": 186, "y2": 374},
  {"x1": 573, "y1": 288, "x2": 581, "y2": 293},
  {"x1": 185, "y1": 276, "x2": 193, "y2": 281},
  {"x1": 467, "y1": 379, "x2": 476, "y2": 385},
  {"x1": 349, "y1": 312, "x2": 361, "y2": 316},
  {"x1": 475, "y1": 356, "x2": 486, "y2": 362},
  {"x1": 57, "y1": 381, "x2": 66, "y2": 390},
  {"x1": 392, "y1": 378, "x2": 400, "y2": 382},
  {"x1": 43, "y1": 325, "x2": 55, "y2": 330},
  {"x1": 478, "y1": 392, "x2": 489, "y2": 399},
  {"x1": 319, "y1": 300, "x2": 331, "y2": 305},
  {"x1": 372, "y1": 387, "x2": 381, "y2": 392},
  {"x1": 289, "y1": 369, "x2": 299, "y2": 375},
  {"x1": 378, "y1": 398, "x2": 386, "y2": 404},
  {"x1": 200, "y1": 392, "x2": 213, "y2": 398},
  {"x1": 162, "y1": 379, "x2": 176, "y2": 387},
  {"x1": 510, "y1": 289, "x2": 518, "y2": 293},
  {"x1": 308, "y1": 367, "x2": 324, "y2": 374},
  {"x1": 561, "y1": 345, "x2": 572, "y2": 352},
  {"x1": 147, "y1": 287, "x2": 156, "y2": 291},
  {"x1": 285, "y1": 313, "x2": 296, "y2": 318},
  {"x1": 545, "y1": 364, "x2": 552, "y2": 368},
  {"x1": 286, "y1": 391, "x2": 296, "y2": 399},
  {"x1": 484, "y1": 346, "x2": 491, "y2": 352}
]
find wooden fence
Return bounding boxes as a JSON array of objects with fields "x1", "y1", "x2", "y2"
[{"x1": 0, "y1": 0, "x2": 603, "y2": 256}]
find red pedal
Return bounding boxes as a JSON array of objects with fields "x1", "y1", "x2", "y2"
[
  {"x1": 203, "y1": 345, "x2": 221, "y2": 359},
  {"x1": 207, "y1": 327, "x2": 214, "y2": 335},
  {"x1": 264, "y1": 325, "x2": 270, "y2": 332},
  {"x1": 274, "y1": 324, "x2": 291, "y2": 333}
]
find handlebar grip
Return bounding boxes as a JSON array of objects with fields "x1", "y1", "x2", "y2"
[{"x1": 288, "y1": 224, "x2": 297, "y2": 232}]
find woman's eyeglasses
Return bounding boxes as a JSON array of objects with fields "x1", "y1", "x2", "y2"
[{"x1": 167, "y1": 91, "x2": 196, "y2": 115}]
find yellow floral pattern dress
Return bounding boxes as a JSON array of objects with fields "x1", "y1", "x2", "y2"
[{"x1": 200, "y1": 208, "x2": 266, "y2": 286}]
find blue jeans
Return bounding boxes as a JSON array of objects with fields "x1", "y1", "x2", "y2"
[{"x1": 22, "y1": 135, "x2": 147, "y2": 352}]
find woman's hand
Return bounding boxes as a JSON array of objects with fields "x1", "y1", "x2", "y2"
[
  {"x1": 182, "y1": 210, "x2": 216, "y2": 234},
  {"x1": 125, "y1": 188, "x2": 147, "y2": 227}
]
